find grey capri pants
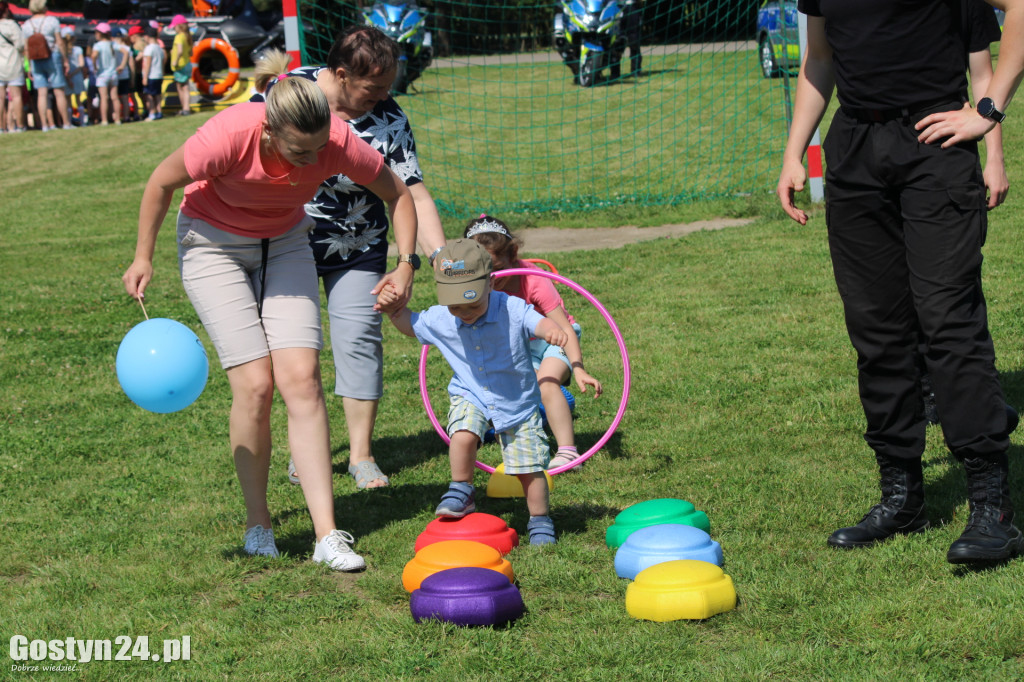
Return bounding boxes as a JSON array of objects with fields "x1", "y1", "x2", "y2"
[
  {"x1": 322, "y1": 268, "x2": 384, "y2": 400},
  {"x1": 177, "y1": 212, "x2": 322, "y2": 370}
]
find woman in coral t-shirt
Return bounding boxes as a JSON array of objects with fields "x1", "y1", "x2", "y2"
[{"x1": 122, "y1": 73, "x2": 418, "y2": 572}]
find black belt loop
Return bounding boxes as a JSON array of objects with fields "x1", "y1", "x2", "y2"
[{"x1": 257, "y1": 237, "x2": 270, "y2": 319}]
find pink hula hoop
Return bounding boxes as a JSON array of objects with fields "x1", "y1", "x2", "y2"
[{"x1": 418, "y1": 268, "x2": 631, "y2": 475}]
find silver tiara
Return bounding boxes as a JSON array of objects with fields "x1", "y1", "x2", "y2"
[{"x1": 466, "y1": 218, "x2": 510, "y2": 239}]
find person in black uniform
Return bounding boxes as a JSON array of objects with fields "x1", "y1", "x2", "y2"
[
  {"x1": 621, "y1": 0, "x2": 642, "y2": 77},
  {"x1": 777, "y1": 0, "x2": 1024, "y2": 565},
  {"x1": 920, "y1": 1, "x2": 1008, "y2": 424}
]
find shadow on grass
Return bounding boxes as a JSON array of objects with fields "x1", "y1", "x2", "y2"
[
  {"x1": 627, "y1": 67, "x2": 680, "y2": 79},
  {"x1": 270, "y1": 427, "x2": 626, "y2": 547},
  {"x1": 329, "y1": 428, "x2": 449, "y2": 474},
  {"x1": 485, "y1": 499, "x2": 621, "y2": 539},
  {"x1": 271, "y1": 482, "x2": 619, "y2": 550},
  {"x1": 580, "y1": 70, "x2": 674, "y2": 88},
  {"x1": 328, "y1": 427, "x2": 627, "y2": 473},
  {"x1": 271, "y1": 482, "x2": 445, "y2": 551},
  {"x1": 951, "y1": 557, "x2": 1022, "y2": 577}
]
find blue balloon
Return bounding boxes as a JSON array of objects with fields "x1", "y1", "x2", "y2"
[{"x1": 116, "y1": 318, "x2": 209, "y2": 413}]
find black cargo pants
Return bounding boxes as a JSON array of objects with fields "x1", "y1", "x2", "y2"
[{"x1": 822, "y1": 101, "x2": 1011, "y2": 462}]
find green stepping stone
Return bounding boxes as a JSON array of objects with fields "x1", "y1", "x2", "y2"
[{"x1": 606, "y1": 498, "x2": 711, "y2": 548}]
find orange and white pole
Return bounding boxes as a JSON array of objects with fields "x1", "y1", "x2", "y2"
[{"x1": 281, "y1": 0, "x2": 302, "y2": 69}]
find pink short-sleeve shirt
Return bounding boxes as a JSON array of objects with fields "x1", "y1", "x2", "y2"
[
  {"x1": 181, "y1": 103, "x2": 385, "y2": 238},
  {"x1": 503, "y1": 260, "x2": 574, "y2": 324}
]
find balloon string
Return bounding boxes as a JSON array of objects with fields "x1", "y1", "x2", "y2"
[{"x1": 137, "y1": 297, "x2": 149, "y2": 320}]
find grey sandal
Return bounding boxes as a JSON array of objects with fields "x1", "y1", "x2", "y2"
[
  {"x1": 287, "y1": 459, "x2": 300, "y2": 485},
  {"x1": 348, "y1": 460, "x2": 389, "y2": 489}
]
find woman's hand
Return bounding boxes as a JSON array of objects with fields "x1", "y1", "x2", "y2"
[
  {"x1": 122, "y1": 258, "x2": 154, "y2": 299},
  {"x1": 777, "y1": 156, "x2": 809, "y2": 225},
  {"x1": 374, "y1": 281, "x2": 403, "y2": 313},
  {"x1": 371, "y1": 266, "x2": 413, "y2": 313},
  {"x1": 983, "y1": 159, "x2": 1009, "y2": 209},
  {"x1": 916, "y1": 102, "x2": 995, "y2": 148}
]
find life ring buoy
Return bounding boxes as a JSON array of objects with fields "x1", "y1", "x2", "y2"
[{"x1": 190, "y1": 38, "x2": 240, "y2": 97}]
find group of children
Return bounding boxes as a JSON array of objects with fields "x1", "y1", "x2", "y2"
[
  {"x1": 379, "y1": 215, "x2": 604, "y2": 546},
  {"x1": 1, "y1": 12, "x2": 192, "y2": 132},
  {"x1": 78, "y1": 16, "x2": 191, "y2": 125}
]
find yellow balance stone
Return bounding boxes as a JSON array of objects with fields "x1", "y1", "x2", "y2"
[
  {"x1": 486, "y1": 462, "x2": 554, "y2": 498},
  {"x1": 625, "y1": 559, "x2": 736, "y2": 621}
]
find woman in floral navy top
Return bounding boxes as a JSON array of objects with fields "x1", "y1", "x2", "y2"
[{"x1": 254, "y1": 27, "x2": 446, "y2": 489}]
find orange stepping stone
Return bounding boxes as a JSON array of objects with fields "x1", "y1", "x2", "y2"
[{"x1": 402, "y1": 540, "x2": 514, "y2": 592}]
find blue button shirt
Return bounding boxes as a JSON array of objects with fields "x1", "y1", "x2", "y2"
[{"x1": 412, "y1": 291, "x2": 545, "y2": 431}]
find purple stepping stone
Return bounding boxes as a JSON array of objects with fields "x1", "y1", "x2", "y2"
[
  {"x1": 614, "y1": 523, "x2": 723, "y2": 580},
  {"x1": 410, "y1": 567, "x2": 525, "y2": 627}
]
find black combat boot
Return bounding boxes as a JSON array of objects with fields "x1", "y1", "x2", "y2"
[
  {"x1": 946, "y1": 453, "x2": 1024, "y2": 564},
  {"x1": 828, "y1": 455, "x2": 929, "y2": 548}
]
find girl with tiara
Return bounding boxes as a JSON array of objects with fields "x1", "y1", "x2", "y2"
[{"x1": 465, "y1": 215, "x2": 603, "y2": 470}]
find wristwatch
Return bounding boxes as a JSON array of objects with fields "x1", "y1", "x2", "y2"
[
  {"x1": 397, "y1": 253, "x2": 421, "y2": 270},
  {"x1": 977, "y1": 97, "x2": 1006, "y2": 124}
]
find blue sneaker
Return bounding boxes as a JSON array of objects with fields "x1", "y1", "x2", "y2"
[
  {"x1": 527, "y1": 515, "x2": 557, "y2": 546},
  {"x1": 434, "y1": 481, "x2": 476, "y2": 518}
]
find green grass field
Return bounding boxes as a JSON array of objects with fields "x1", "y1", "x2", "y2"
[{"x1": 1, "y1": 51, "x2": 1024, "y2": 680}]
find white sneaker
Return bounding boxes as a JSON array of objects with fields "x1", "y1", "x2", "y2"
[
  {"x1": 312, "y1": 530, "x2": 366, "y2": 572},
  {"x1": 243, "y1": 525, "x2": 280, "y2": 557}
]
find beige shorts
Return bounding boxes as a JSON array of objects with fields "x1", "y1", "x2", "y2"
[{"x1": 176, "y1": 213, "x2": 322, "y2": 369}]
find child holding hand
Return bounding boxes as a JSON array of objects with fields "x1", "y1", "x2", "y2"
[
  {"x1": 465, "y1": 215, "x2": 602, "y2": 469},
  {"x1": 380, "y1": 239, "x2": 568, "y2": 545}
]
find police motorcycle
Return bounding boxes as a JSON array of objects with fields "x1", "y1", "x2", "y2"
[
  {"x1": 363, "y1": 0, "x2": 433, "y2": 94},
  {"x1": 553, "y1": 0, "x2": 626, "y2": 87}
]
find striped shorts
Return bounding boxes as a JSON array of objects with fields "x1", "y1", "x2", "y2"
[{"x1": 447, "y1": 395, "x2": 550, "y2": 474}]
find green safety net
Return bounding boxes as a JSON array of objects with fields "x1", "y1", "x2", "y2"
[{"x1": 293, "y1": 0, "x2": 792, "y2": 219}]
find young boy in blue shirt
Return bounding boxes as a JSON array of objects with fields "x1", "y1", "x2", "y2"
[{"x1": 381, "y1": 239, "x2": 568, "y2": 545}]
